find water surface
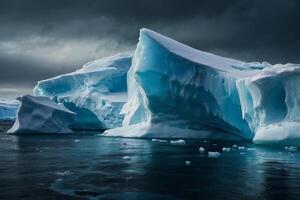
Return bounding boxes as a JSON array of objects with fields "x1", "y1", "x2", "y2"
[{"x1": 0, "y1": 132, "x2": 300, "y2": 200}]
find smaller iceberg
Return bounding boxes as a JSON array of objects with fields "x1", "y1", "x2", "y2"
[
  {"x1": 0, "y1": 99, "x2": 19, "y2": 120},
  {"x1": 7, "y1": 95, "x2": 76, "y2": 134},
  {"x1": 33, "y1": 52, "x2": 133, "y2": 130}
]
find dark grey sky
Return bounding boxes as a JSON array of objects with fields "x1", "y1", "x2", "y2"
[{"x1": 0, "y1": 0, "x2": 300, "y2": 98}]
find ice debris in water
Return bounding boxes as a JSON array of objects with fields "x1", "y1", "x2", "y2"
[
  {"x1": 74, "y1": 139, "x2": 80, "y2": 142},
  {"x1": 122, "y1": 156, "x2": 131, "y2": 160},
  {"x1": 284, "y1": 146, "x2": 298, "y2": 152},
  {"x1": 55, "y1": 171, "x2": 72, "y2": 176},
  {"x1": 208, "y1": 152, "x2": 221, "y2": 158},
  {"x1": 151, "y1": 139, "x2": 168, "y2": 143},
  {"x1": 170, "y1": 139, "x2": 185, "y2": 145},
  {"x1": 222, "y1": 147, "x2": 231, "y2": 152},
  {"x1": 232, "y1": 144, "x2": 238, "y2": 148},
  {"x1": 185, "y1": 161, "x2": 191, "y2": 166},
  {"x1": 238, "y1": 146, "x2": 246, "y2": 151},
  {"x1": 199, "y1": 147, "x2": 206, "y2": 153}
]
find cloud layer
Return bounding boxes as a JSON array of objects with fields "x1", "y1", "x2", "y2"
[{"x1": 0, "y1": 0, "x2": 299, "y2": 98}]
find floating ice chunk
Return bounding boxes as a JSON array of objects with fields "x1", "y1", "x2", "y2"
[
  {"x1": 74, "y1": 139, "x2": 80, "y2": 142},
  {"x1": 151, "y1": 139, "x2": 159, "y2": 142},
  {"x1": 208, "y1": 151, "x2": 221, "y2": 158},
  {"x1": 7, "y1": 95, "x2": 75, "y2": 134},
  {"x1": 55, "y1": 171, "x2": 72, "y2": 176},
  {"x1": 122, "y1": 156, "x2": 131, "y2": 160},
  {"x1": 185, "y1": 161, "x2": 191, "y2": 166},
  {"x1": 170, "y1": 139, "x2": 185, "y2": 145},
  {"x1": 232, "y1": 144, "x2": 238, "y2": 148},
  {"x1": 198, "y1": 147, "x2": 206, "y2": 153},
  {"x1": 284, "y1": 146, "x2": 298, "y2": 152},
  {"x1": 222, "y1": 147, "x2": 231, "y2": 152},
  {"x1": 238, "y1": 146, "x2": 246, "y2": 151}
]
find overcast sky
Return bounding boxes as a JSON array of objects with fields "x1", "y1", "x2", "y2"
[{"x1": 0, "y1": 0, "x2": 300, "y2": 98}]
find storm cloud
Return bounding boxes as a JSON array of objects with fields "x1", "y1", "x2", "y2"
[{"x1": 0, "y1": 0, "x2": 300, "y2": 98}]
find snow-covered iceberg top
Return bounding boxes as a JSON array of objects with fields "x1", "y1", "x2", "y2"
[
  {"x1": 33, "y1": 51, "x2": 133, "y2": 130},
  {"x1": 0, "y1": 99, "x2": 19, "y2": 120},
  {"x1": 8, "y1": 95, "x2": 75, "y2": 134},
  {"x1": 105, "y1": 28, "x2": 300, "y2": 145}
]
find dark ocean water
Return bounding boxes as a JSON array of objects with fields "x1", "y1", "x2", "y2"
[{"x1": 1, "y1": 131, "x2": 300, "y2": 200}]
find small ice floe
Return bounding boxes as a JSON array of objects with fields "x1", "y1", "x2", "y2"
[
  {"x1": 151, "y1": 139, "x2": 168, "y2": 143},
  {"x1": 203, "y1": 140, "x2": 207, "y2": 143},
  {"x1": 198, "y1": 147, "x2": 206, "y2": 153},
  {"x1": 74, "y1": 139, "x2": 80, "y2": 142},
  {"x1": 170, "y1": 139, "x2": 185, "y2": 145},
  {"x1": 122, "y1": 156, "x2": 131, "y2": 160},
  {"x1": 238, "y1": 146, "x2": 246, "y2": 151},
  {"x1": 232, "y1": 144, "x2": 238, "y2": 148},
  {"x1": 213, "y1": 144, "x2": 217, "y2": 146},
  {"x1": 208, "y1": 151, "x2": 221, "y2": 158},
  {"x1": 284, "y1": 146, "x2": 298, "y2": 152},
  {"x1": 55, "y1": 171, "x2": 72, "y2": 176},
  {"x1": 185, "y1": 161, "x2": 191, "y2": 166},
  {"x1": 222, "y1": 147, "x2": 231, "y2": 152}
]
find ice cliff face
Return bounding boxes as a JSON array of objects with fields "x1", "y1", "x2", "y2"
[
  {"x1": 33, "y1": 52, "x2": 133, "y2": 130},
  {"x1": 8, "y1": 95, "x2": 75, "y2": 134},
  {"x1": 237, "y1": 64, "x2": 300, "y2": 145},
  {"x1": 0, "y1": 100, "x2": 19, "y2": 120},
  {"x1": 105, "y1": 29, "x2": 300, "y2": 143}
]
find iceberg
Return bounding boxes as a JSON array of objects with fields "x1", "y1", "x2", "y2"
[
  {"x1": 7, "y1": 95, "x2": 75, "y2": 134},
  {"x1": 104, "y1": 28, "x2": 300, "y2": 145},
  {"x1": 33, "y1": 51, "x2": 133, "y2": 130},
  {"x1": 104, "y1": 29, "x2": 261, "y2": 140},
  {"x1": 0, "y1": 99, "x2": 19, "y2": 120}
]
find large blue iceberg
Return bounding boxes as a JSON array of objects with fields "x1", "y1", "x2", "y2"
[
  {"x1": 8, "y1": 95, "x2": 75, "y2": 134},
  {"x1": 33, "y1": 52, "x2": 133, "y2": 130},
  {"x1": 104, "y1": 29, "x2": 300, "y2": 144}
]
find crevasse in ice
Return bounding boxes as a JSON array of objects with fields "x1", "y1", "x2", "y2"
[
  {"x1": 105, "y1": 28, "x2": 300, "y2": 144},
  {"x1": 7, "y1": 95, "x2": 75, "y2": 134},
  {"x1": 33, "y1": 51, "x2": 133, "y2": 130}
]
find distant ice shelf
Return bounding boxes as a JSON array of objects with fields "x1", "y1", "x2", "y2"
[{"x1": 0, "y1": 99, "x2": 19, "y2": 120}]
